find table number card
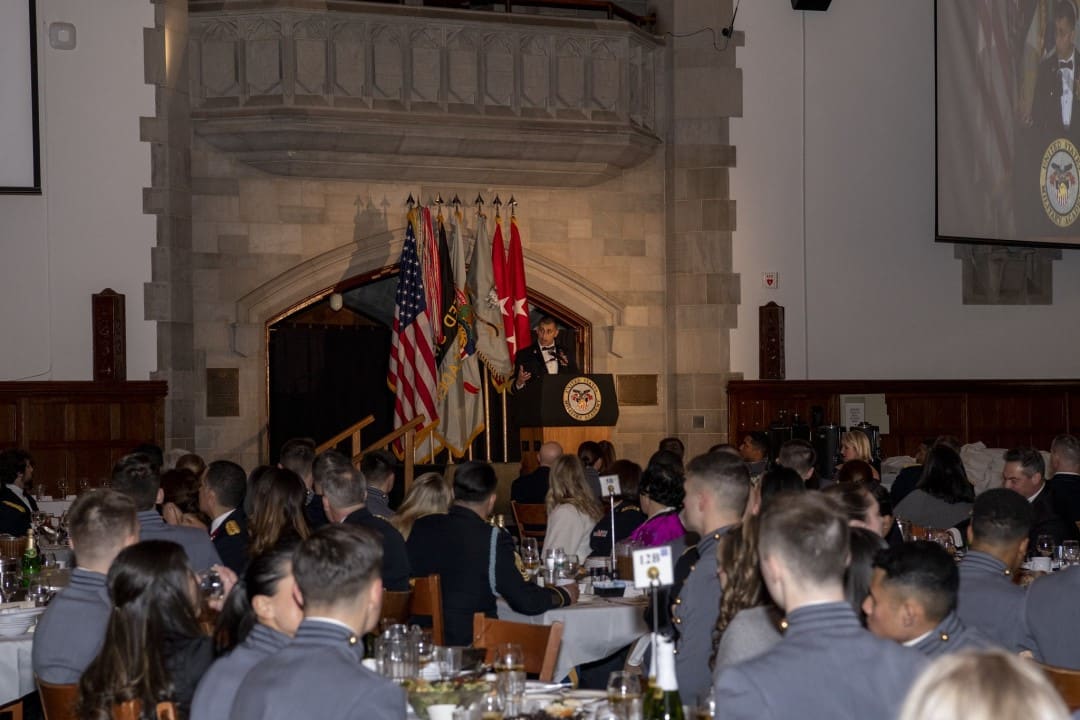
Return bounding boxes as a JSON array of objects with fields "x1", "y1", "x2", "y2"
[
  {"x1": 599, "y1": 474, "x2": 621, "y2": 497},
  {"x1": 632, "y1": 546, "x2": 674, "y2": 588}
]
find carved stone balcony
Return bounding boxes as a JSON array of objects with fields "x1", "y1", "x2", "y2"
[{"x1": 188, "y1": 1, "x2": 664, "y2": 186}]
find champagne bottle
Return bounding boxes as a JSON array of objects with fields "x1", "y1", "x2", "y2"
[
  {"x1": 21, "y1": 529, "x2": 41, "y2": 587},
  {"x1": 644, "y1": 635, "x2": 684, "y2": 720}
]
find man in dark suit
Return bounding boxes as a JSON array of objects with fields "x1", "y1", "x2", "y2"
[
  {"x1": 201, "y1": 460, "x2": 249, "y2": 575},
  {"x1": 232, "y1": 525, "x2": 405, "y2": 720},
  {"x1": 512, "y1": 316, "x2": 578, "y2": 390},
  {"x1": 511, "y1": 441, "x2": 562, "y2": 505},
  {"x1": 957, "y1": 489, "x2": 1032, "y2": 652},
  {"x1": 1033, "y1": 1, "x2": 1080, "y2": 139},
  {"x1": 1049, "y1": 433, "x2": 1080, "y2": 524},
  {"x1": 1002, "y1": 447, "x2": 1079, "y2": 548},
  {"x1": 713, "y1": 493, "x2": 923, "y2": 719},
  {"x1": 0, "y1": 448, "x2": 38, "y2": 536},
  {"x1": 316, "y1": 450, "x2": 410, "y2": 592},
  {"x1": 280, "y1": 438, "x2": 329, "y2": 530},
  {"x1": 32, "y1": 489, "x2": 139, "y2": 683},
  {"x1": 359, "y1": 449, "x2": 396, "y2": 520},
  {"x1": 864, "y1": 541, "x2": 994, "y2": 658},
  {"x1": 407, "y1": 461, "x2": 577, "y2": 646}
]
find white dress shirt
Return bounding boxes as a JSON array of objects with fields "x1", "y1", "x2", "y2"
[{"x1": 1061, "y1": 53, "x2": 1075, "y2": 128}]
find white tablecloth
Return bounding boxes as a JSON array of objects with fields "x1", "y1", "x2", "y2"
[
  {"x1": 497, "y1": 596, "x2": 648, "y2": 682},
  {"x1": 0, "y1": 634, "x2": 35, "y2": 705},
  {"x1": 36, "y1": 499, "x2": 73, "y2": 516}
]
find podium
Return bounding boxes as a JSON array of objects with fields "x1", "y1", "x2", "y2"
[{"x1": 515, "y1": 374, "x2": 619, "y2": 473}]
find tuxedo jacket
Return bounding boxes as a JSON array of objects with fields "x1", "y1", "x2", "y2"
[
  {"x1": 514, "y1": 342, "x2": 579, "y2": 385},
  {"x1": 211, "y1": 506, "x2": 249, "y2": 575},
  {"x1": 1033, "y1": 51, "x2": 1080, "y2": 137},
  {"x1": 1030, "y1": 484, "x2": 1080, "y2": 549},
  {"x1": 1049, "y1": 471, "x2": 1080, "y2": 525}
]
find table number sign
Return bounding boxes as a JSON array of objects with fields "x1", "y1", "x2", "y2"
[
  {"x1": 632, "y1": 546, "x2": 674, "y2": 588},
  {"x1": 599, "y1": 474, "x2": 621, "y2": 497}
]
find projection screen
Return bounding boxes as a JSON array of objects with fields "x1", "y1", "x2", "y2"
[
  {"x1": 935, "y1": 0, "x2": 1080, "y2": 246},
  {"x1": 0, "y1": 0, "x2": 40, "y2": 193}
]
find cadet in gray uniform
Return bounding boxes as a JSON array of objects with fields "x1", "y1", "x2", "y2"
[
  {"x1": 111, "y1": 452, "x2": 222, "y2": 572},
  {"x1": 360, "y1": 449, "x2": 397, "y2": 520},
  {"x1": 864, "y1": 541, "x2": 995, "y2": 658},
  {"x1": 1021, "y1": 564, "x2": 1080, "y2": 668},
  {"x1": 714, "y1": 492, "x2": 924, "y2": 720},
  {"x1": 956, "y1": 488, "x2": 1033, "y2": 652},
  {"x1": 232, "y1": 524, "x2": 405, "y2": 720},
  {"x1": 674, "y1": 453, "x2": 750, "y2": 703},
  {"x1": 32, "y1": 489, "x2": 139, "y2": 683}
]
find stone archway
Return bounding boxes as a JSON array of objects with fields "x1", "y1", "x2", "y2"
[{"x1": 225, "y1": 229, "x2": 626, "y2": 465}]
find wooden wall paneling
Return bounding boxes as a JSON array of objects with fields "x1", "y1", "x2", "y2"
[
  {"x1": 0, "y1": 403, "x2": 17, "y2": 445},
  {"x1": 72, "y1": 403, "x2": 113, "y2": 443}
]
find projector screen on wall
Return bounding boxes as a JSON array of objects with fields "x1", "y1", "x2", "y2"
[
  {"x1": 936, "y1": 0, "x2": 1080, "y2": 247},
  {"x1": 0, "y1": 0, "x2": 40, "y2": 193}
]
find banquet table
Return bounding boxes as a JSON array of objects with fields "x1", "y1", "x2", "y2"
[
  {"x1": 497, "y1": 594, "x2": 649, "y2": 682},
  {"x1": 0, "y1": 633, "x2": 35, "y2": 706}
]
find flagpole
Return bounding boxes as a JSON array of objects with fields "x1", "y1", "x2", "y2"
[
  {"x1": 501, "y1": 386, "x2": 509, "y2": 462},
  {"x1": 484, "y1": 366, "x2": 492, "y2": 460}
]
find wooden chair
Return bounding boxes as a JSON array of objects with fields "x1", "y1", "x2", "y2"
[
  {"x1": 0, "y1": 699, "x2": 21, "y2": 720},
  {"x1": 409, "y1": 574, "x2": 445, "y2": 645},
  {"x1": 381, "y1": 589, "x2": 413, "y2": 628},
  {"x1": 36, "y1": 676, "x2": 78, "y2": 720},
  {"x1": 511, "y1": 502, "x2": 548, "y2": 541},
  {"x1": 112, "y1": 701, "x2": 177, "y2": 720},
  {"x1": 472, "y1": 612, "x2": 564, "y2": 682},
  {"x1": 1038, "y1": 662, "x2": 1080, "y2": 710}
]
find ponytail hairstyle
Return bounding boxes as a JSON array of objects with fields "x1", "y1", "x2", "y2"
[{"x1": 214, "y1": 537, "x2": 301, "y2": 654}]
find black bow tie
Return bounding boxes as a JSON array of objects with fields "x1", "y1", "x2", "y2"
[
  {"x1": 541, "y1": 346, "x2": 556, "y2": 355},
  {"x1": 1062, "y1": 59, "x2": 1074, "y2": 70}
]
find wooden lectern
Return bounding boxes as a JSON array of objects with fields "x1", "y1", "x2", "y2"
[{"x1": 515, "y1": 374, "x2": 620, "y2": 473}]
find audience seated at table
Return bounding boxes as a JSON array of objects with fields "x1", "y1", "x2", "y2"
[
  {"x1": 160, "y1": 467, "x2": 210, "y2": 529},
  {"x1": 898, "y1": 650, "x2": 1070, "y2": 720},
  {"x1": 775, "y1": 439, "x2": 819, "y2": 488},
  {"x1": 869, "y1": 483, "x2": 904, "y2": 547},
  {"x1": 576, "y1": 441, "x2": 605, "y2": 499},
  {"x1": 201, "y1": 460, "x2": 250, "y2": 575},
  {"x1": 510, "y1": 441, "x2": 561, "y2": 506},
  {"x1": 626, "y1": 455, "x2": 686, "y2": 550},
  {"x1": 316, "y1": 449, "x2": 411, "y2": 592},
  {"x1": 846, "y1": 527, "x2": 886, "y2": 625},
  {"x1": 191, "y1": 538, "x2": 303, "y2": 720},
  {"x1": 743, "y1": 466, "x2": 805, "y2": 519},
  {"x1": 1001, "y1": 446, "x2": 1080, "y2": 549},
  {"x1": 231, "y1": 525, "x2": 405, "y2": 720},
  {"x1": 864, "y1": 541, "x2": 993, "y2": 657},
  {"x1": 737, "y1": 431, "x2": 770, "y2": 480},
  {"x1": 589, "y1": 459, "x2": 646, "y2": 557},
  {"x1": 956, "y1": 488, "x2": 1032, "y2": 651},
  {"x1": 390, "y1": 471, "x2": 452, "y2": 541},
  {"x1": 825, "y1": 482, "x2": 886, "y2": 538},
  {"x1": 77, "y1": 540, "x2": 233, "y2": 719},
  {"x1": 407, "y1": 461, "x2": 577, "y2": 646},
  {"x1": 1048, "y1": 433, "x2": 1080, "y2": 525},
  {"x1": 246, "y1": 467, "x2": 311, "y2": 559},
  {"x1": 543, "y1": 454, "x2": 604, "y2": 560},
  {"x1": 1020, "y1": 545, "x2": 1080, "y2": 669},
  {"x1": 890, "y1": 436, "x2": 962, "y2": 507},
  {"x1": 836, "y1": 429, "x2": 880, "y2": 481},
  {"x1": 112, "y1": 453, "x2": 222, "y2": 572},
  {"x1": 713, "y1": 492, "x2": 923, "y2": 720},
  {"x1": 893, "y1": 445, "x2": 975, "y2": 532},
  {"x1": 278, "y1": 438, "x2": 328, "y2": 530},
  {"x1": 32, "y1": 489, "x2": 139, "y2": 684},
  {"x1": 360, "y1": 449, "x2": 398, "y2": 520}
]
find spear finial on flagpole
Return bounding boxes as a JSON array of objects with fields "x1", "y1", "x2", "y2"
[
  {"x1": 474, "y1": 194, "x2": 485, "y2": 216},
  {"x1": 406, "y1": 193, "x2": 415, "y2": 209},
  {"x1": 493, "y1": 195, "x2": 502, "y2": 218},
  {"x1": 435, "y1": 194, "x2": 444, "y2": 219},
  {"x1": 508, "y1": 195, "x2": 518, "y2": 218},
  {"x1": 452, "y1": 194, "x2": 461, "y2": 207}
]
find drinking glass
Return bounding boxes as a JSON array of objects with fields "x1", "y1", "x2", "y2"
[
  {"x1": 434, "y1": 646, "x2": 462, "y2": 680},
  {"x1": 896, "y1": 518, "x2": 912, "y2": 543},
  {"x1": 1037, "y1": 533, "x2": 1055, "y2": 559},
  {"x1": 478, "y1": 693, "x2": 504, "y2": 720},
  {"x1": 380, "y1": 625, "x2": 418, "y2": 681},
  {"x1": 692, "y1": 689, "x2": 716, "y2": 720},
  {"x1": 563, "y1": 554, "x2": 580, "y2": 580},
  {"x1": 56, "y1": 479, "x2": 68, "y2": 500},
  {"x1": 77, "y1": 478, "x2": 90, "y2": 495},
  {"x1": 522, "y1": 538, "x2": 540, "y2": 577},
  {"x1": 606, "y1": 671, "x2": 642, "y2": 720},
  {"x1": 493, "y1": 643, "x2": 525, "y2": 713},
  {"x1": 412, "y1": 628, "x2": 435, "y2": 669},
  {"x1": 1064, "y1": 540, "x2": 1080, "y2": 567}
]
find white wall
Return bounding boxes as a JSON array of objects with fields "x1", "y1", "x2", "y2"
[
  {"x1": 732, "y1": 0, "x2": 1080, "y2": 380},
  {"x1": 0, "y1": 0, "x2": 156, "y2": 381}
]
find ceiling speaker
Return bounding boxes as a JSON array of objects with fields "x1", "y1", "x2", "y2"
[{"x1": 791, "y1": 0, "x2": 832, "y2": 9}]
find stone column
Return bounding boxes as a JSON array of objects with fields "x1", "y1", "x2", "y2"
[
  {"x1": 143, "y1": 0, "x2": 195, "y2": 449},
  {"x1": 656, "y1": 0, "x2": 742, "y2": 456}
]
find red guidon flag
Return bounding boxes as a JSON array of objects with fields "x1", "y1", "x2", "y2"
[
  {"x1": 490, "y1": 217, "x2": 517, "y2": 363},
  {"x1": 507, "y1": 217, "x2": 531, "y2": 356}
]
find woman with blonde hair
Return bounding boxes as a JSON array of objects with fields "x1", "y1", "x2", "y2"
[
  {"x1": 543, "y1": 455, "x2": 604, "y2": 559},
  {"x1": 898, "y1": 650, "x2": 1069, "y2": 720},
  {"x1": 839, "y1": 430, "x2": 880, "y2": 480},
  {"x1": 391, "y1": 471, "x2": 453, "y2": 540}
]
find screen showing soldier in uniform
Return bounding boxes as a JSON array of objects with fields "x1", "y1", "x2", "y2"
[{"x1": 937, "y1": 0, "x2": 1080, "y2": 246}]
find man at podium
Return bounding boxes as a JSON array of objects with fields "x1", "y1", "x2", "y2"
[{"x1": 513, "y1": 316, "x2": 578, "y2": 390}]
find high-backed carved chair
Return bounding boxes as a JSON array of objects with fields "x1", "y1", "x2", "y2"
[
  {"x1": 36, "y1": 676, "x2": 78, "y2": 720},
  {"x1": 510, "y1": 502, "x2": 548, "y2": 542},
  {"x1": 471, "y1": 613, "x2": 564, "y2": 682},
  {"x1": 409, "y1": 574, "x2": 445, "y2": 645}
]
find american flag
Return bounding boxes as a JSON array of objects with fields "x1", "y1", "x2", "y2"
[{"x1": 387, "y1": 215, "x2": 439, "y2": 449}]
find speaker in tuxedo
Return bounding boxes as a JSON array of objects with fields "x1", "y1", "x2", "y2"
[{"x1": 791, "y1": 0, "x2": 832, "y2": 9}]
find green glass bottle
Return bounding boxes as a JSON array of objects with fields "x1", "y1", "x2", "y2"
[
  {"x1": 644, "y1": 635, "x2": 684, "y2": 720},
  {"x1": 21, "y1": 529, "x2": 41, "y2": 588}
]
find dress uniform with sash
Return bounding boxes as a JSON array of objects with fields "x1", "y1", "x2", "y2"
[
  {"x1": 210, "y1": 506, "x2": 249, "y2": 575},
  {"x1": 344, "y1": 508, "x2": 411, "y2": 592},
  {"x1": 190, "y1": 623, "x2": 291, "y2": 720},
  {"x1": 1021, "y1": 564, "x2": 1080, "y2": 669},
  {"x1": 232, "y1": 619, "x2": 405, "y2": 720},
  {"x1": 31, "y1": 568, "x2": 111, "y2": 683},
  {"x1": 956, "y1": 550, "x2": 1027, "y2": 652},
  {"x1": 136, "y1": 510, "x2": 221, "y2": 572},
  {"x1": 714, "y1": 602, "x2": 925, "y2": 720},
  {"x1": 0, "y1": 483, "x2": 37, "y2": 537},
  {"x1": 907, "y1": 611, "x2": 995, "y2": 659}
]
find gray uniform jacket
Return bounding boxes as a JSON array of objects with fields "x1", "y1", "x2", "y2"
[
  {"x1": 137, "y1": 510, "x2": 222, "y2": 572},
  {"x1": 1021, "y1": 564, "x2": 1080, "y2": 668},
  {"x1": 714, "y1": 602, "x2": 924, "y2": 720},
  {"x1": 365, "y1": 487, "x2": 394, "y2": 520},
  {"x1": 31, "y1": 568, "x2": 110, "y2": 683},
  {"x1": 956, "y1": 551, "x2": 1027, "y2": 652},
  {"x1": 673, "y1": 528, "x2": 727, "y2": 703},
  {"x1": 190, "y1": 624, "x2": 291, "y2": 720},
  {"x1": 232, "y1": 619, "x2": 405, "y2": 720},
  {"x1": 909, "y1": 611, "x2": 995, "y2": 659}
]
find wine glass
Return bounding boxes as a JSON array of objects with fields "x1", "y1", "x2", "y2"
[
  {"x1": 1037, "y1": 533, "x2": 1055, "y2": 559},
  {"x1": 412, "y1": 628, "x2": 434, "y2": 670},
  {"x1": 77, "y1": 478, "x2": 90, "y2": 495},
  {"x1": 56, "y1": 478, "x2": 68, "y2": 500},
  {"x1": 605, "y1": 671, "x2": 642, "y2": 720},
  {"x1": 479, "y1": 692, "x2": 504, "y2": 720},
  {"x1": 1064, "y1": 540, "x2": 1080, "y2": 567},
  {"x1": 563, "y1": 554, "x2": 580, "y2": 580}
]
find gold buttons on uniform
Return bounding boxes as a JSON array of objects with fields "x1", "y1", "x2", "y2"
[
  {"x1": 348, "y1": 635, "x2": 359, "y2": 645},
  {"x1": 674, "y1": 617, "x2": 682, "y2": 624},
  {"x1": 674, "y1": 598, "x2": 682, "y2": 605},
  {"x1": 940, "y1": 633, "x2": 949, "y2": 642}
]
